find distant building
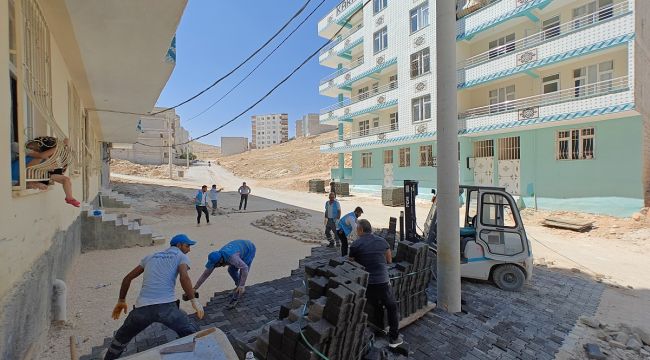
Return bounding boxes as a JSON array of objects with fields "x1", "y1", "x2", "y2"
[
  {"x1": 251, "y1": 113, "x2": 289, "y2": 149},
  {"x1": 295, "y1": 119, "x2": 304, "y2": 138},
  {"x1": 221, "y1": 137, "x2": 249, "y2": 156},
  {"x1": 111, "y1": 108, "x2": 191, "y2": 165},
  {"x1": 302, "y1": 113, "x2": 336, "y2": 137}
]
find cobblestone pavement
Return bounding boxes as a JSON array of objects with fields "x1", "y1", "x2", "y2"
[{"x1": 83, "y1": 246, "x2": 604, "y2": 359}]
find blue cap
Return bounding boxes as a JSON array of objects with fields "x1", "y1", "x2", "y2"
[
  {"x1": 170, "y1": 234, "x2": 197, "y2": 246},
  {"x1": 206, "y1": 251, "x2": 224, "y2": 269}
]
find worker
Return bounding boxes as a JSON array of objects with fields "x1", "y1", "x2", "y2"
[
  {"x1": 195, "y1": 185, "x2": 210, "y2": 226},
  {"x1": 348, "y1": 219, "x2": 403, "y2": 348},
  {"x1": 324, "y1": 192, "x2": 341, "y2": 248},
  {"x1": 193, "y1": 239, "x2": 256, "y2": 297},
  {"x1": 336, "y1": 206, "x2": 363, "y2": 256},
  {"x1": 238, "y1": 182, "x2": 251, "y2": 211},
  {"x1": 105, "y1": 234, "x2": 204, "y2": 360},
  {"x1": 208, "y1": 184, "x2": 224, "y2": 216}
]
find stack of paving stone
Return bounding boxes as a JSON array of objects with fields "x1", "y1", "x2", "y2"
[
  {"x1": 239, "y1": 258, "x2": 372, "y2": 360},
  {"x1": 308, "y1": 179, "x2": 326, "y2": 193},
  {"x1": 329, "y1": 182, "x2": 350, "y2": 196},
  {"x1": 366, "y1": 241, "x2": 432, "y2": 329}
]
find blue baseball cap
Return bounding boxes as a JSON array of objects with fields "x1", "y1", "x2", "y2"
[
  {"x1": 170, "y1": 234, "x2": 197, "y2": 246},
  {"x1": 206, "y1": 251, "x2": 225, "y2": 269}
]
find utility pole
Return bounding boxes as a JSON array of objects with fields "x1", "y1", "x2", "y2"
[
  {"x1": 168, "y1": 118, "x2": 173, "y2": 179},
  {"x1": 186, "y1": 141, "x2": 190, "y2": 168},
  {"x1": 436, "y1": 0, "x2": 461, "y2": 313}
]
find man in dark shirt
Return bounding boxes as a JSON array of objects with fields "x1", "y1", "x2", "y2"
[{"x1": 349, "y1": 219, "x2": 403, "y2": 348}]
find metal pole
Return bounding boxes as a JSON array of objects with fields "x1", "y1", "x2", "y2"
[
  {"x1": 436, "y1": 0, "x2": 461, "y2": 313},
  {"x1": 168, "y1": 119, "x2": 173, "y2": 179}
]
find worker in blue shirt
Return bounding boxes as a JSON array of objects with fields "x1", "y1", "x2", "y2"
[
  {"x1": 193, "y1": 240, "x2": 256, "y2": 297},
  {"x1": 337, "y1": 206, "x2": 363, "y2": 256}
]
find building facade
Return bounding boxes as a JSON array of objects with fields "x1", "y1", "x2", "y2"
[
  {"x1": 251, "y1": 113, "x2": 289, "y2": 149},
  {"x1": 302, "y1": 113, "x2": 338, "y2": 137},
  {"x1": 296, "y1": 119, "x2": 305, "y2": 138},
  {"x1": 221, "y1": 136, "x2": 249, "y2": 156},
  {"x1": 0, "y1": 0, "x2": 186, "y2": 358},
  {"x1": 111, "y1": 108, "x2": 191, "y2": 165},
  {"x1": 318, "y1": 0, "x2": 649, "y2": 214}
]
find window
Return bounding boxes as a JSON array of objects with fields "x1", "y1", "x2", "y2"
[
  {"x1": 488, "y1": 85, "x2": 515, "y2": 114},
  {"x1": 419, "y1": 145, "x2": 434, "y2": 166},
  {"x1": 473, "y1": 140, "x2": 494, "y2": 158},
  {"x1": 372, "y1": 117, "x2": 379, "y2": 129},
  {"x1": 389, "y1": 74, "x2": 398, "y2": 89},
  {"x1": 412, "y1": 94, "x2": 431, "y2": 122},
  {"x1": 399, "y1": 147, "x2": 411, "y2": 167},
  {"x1": 361, "y1": 152, "x2": 373, "y2": 168},
  {"x1": 373, "y1": 0, "x2": 387, "y2": 14},
  {"x1": 572, "y1": 0, "x2": 613, "y2": 29},
  {"x1": 410, "y1": 2, "x2": 429, "y2": 33},
  {"x1": 373, "y1": 27, "x2": 388, "y2": 53},
  {"x1": 488, "y1": 33, "x2": 516, "y2": 59},
  {"x1": 384, "y1": 149, "x2": 393, "y2": 164},
  {"x1": 480, "y1": 193, "x2": 517, "y2": 228},
  {"x1": 479, "y1": 193, "x2": 524, "y2": 256},
  {"x1": 410, "y1": 47, "x2": 430, "y2": 78},
  {"x1": 371, "y1": 82, "x2": 379, "y2": 95},
  {"x1": 389, "y1": 112, "x2": 398, "y2": 130},
  {"x1": 9, "y1": 0, "x2": 17, "y2": 68},
  {"x1": 357, "y1": 86, "x2": 369, "y2": 100},
  {"x1": 573, "y1": 60, "x2": 613, "y2": 97},
  {"x1": 557, "y1": 128, "x2": 595, "y2": 160},
  {"x1": 542, "y1": 15, "x2": 561, "y2": 40},
  {"x1": 498, "y1": 137, "x2": 520, "y2": 160},
  {"x1": 542, "y1": 74, "x2": 560, "y2": 94},
  {"x1": 359, "y1": 120, "x2": 369, "y2": 136}
]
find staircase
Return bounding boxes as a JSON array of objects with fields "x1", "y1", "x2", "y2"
[{"x1": 99, "y1": 188, "x2": 135, "y2": 208}]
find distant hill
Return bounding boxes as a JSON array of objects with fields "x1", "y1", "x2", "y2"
[{"x1": 191, "y1": 141, "x2": 220, "y2": 160}]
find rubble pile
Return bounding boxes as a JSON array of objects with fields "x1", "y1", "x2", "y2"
[
  {"x1": 252, "y1": 209, "x2": 324, "y2": 244},
  {"x1": 110, "y1": 159, "x2": 185, "y2": 179},
  {"x1": 579, "y1": 316, "x2": 650, "y2": 359}
]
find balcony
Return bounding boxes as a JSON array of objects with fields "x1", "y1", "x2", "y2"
[
  {"x1": 318, "y1": 57, "x2": 364, "y2": 96},
  {"x1": 318, "y1": 0, "x2": 364, "y2": 39},
  {"x1": 320, "y1": 81, "x2": 398, "y2": 123},
  {"x1": 319, "y1": 23, "x2": 364, "y2": 67},
  {"x1": 321, "y1": 124, "x2": 401, "y2": 152},
  {"x1": 460, "y1": 76, "x2": 633, "y2": 133},
  {"x1": 458, "y1": 1, "x2": 630, "y2": 70},
  {"x1": 338, "y1": 57, "x2": 397, "y2": 90}
]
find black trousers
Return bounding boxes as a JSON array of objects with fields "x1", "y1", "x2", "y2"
[
  {"x1": 196, "y1": 205, "x2": 209, "y2": 224},
  {"x1": 336, "y1": 229, "x2": 349, "y2": 256},
  {"x1": 239, "y1": 194, "x2": 248, "y2": 210},
  {"x1": 367, "y1": 282, "x2": 400, "y2": 339}
]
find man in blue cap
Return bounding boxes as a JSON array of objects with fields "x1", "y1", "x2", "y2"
[
  {"x1": 193, "y1": 240, "x2": 256, "y2": 298},
  {"x1": 104, "y1": 234, "x2": 204, "y2": 360}
]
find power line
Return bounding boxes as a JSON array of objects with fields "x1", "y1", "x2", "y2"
[
  {"x1": 184, "y1": 0, "x2": 328, "y2": 124},
  {"x1": 88, "y1": 0, "x2": 313, "y2": 117},
  {"x1": 137, "y1": 0, "x2": 372, "y2": 148}
]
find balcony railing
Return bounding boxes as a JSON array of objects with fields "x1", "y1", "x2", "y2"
[
  {"x1": 321, "y1": 123, "x2": 399, "y2": 145},
  {"x1": 320, "y1": 57, "x2": 365, "y2": 86},
  {"x1": 458, "y1": 1, "x2": 628, "y2": 69},
  {"x1": 459, "y1": 76, "x2": 629, "y2": 120},
  {"x1": 456, "y1": 0, "x2": 501, "y2": 20},
  {"x1": 320, "y1": 24, "x2": 364, "y2": 55},
  {"x1": 320, "y1": 81, "x2": 398, "y2": 114}
]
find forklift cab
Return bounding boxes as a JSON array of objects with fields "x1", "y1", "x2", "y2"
[{"x1": 425, "y1": 185, "x2": 533, "y2": 291}]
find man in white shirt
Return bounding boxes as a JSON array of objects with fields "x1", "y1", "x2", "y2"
[
  {"x1": 208, "y1": 184, "x2": 223, "y2": 215},
  {"x1": 238, "y1": 182, "x2": 251, "y2": 211}
]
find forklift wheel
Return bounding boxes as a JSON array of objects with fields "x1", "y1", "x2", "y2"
[{"x1": 492, "y1": 264, "x2": 525, "y2": 292}]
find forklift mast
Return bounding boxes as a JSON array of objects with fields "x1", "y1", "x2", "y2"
[{"x1": 403, "y1": 180, "x2": 419, "y2": 242}]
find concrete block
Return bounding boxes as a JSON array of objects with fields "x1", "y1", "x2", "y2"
[
  {"x1": 325, "y1": 284, "x2": 355, "y2": 308},
  {"x1": 304, "y1": 319, "x2": 334, "y2": 346}
]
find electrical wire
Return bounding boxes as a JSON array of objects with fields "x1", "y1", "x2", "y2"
[
  {"x1": 527, "y1": 233, "x2": 600, "y2": 277},
  {"x1": 88, "y1": 0, "x2": 313, "y2": 117},
  {"x1": 136, "y1": 0, "x2": 372, "y2": 148},
  {"x1": 184, "y1": 0, "x2": 328, "y2": 124}
]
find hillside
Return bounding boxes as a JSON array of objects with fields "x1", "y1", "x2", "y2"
[
  {"x1": 216, "y1": 130, "x2": 351, "y2": 191},
  {"x1": 191, "y1": 141, "x2": 220, "y2": 159}
]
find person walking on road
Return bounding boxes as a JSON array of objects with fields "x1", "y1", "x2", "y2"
[
  {"x1": 337, "y1": 206, "x2": 363, "y2": 256},
  {"x1": 193, "y1": 240, "x2": 256, "y2": 299},
  {"x1": 208, "y1": 184, "x2": 223, "y2": 215},
  {"x1": 104, "y1": 234, "x2": 204, "y2": 360},
  {"x1": 324, "y1": 192, "x2": 341, "y2": 248},
  {"x1": 349, "y1": 220, "x2": 403, "y2": 348},
  {"x1": 238, "y1": 182, "x2": 251, "y2": 211},
  {"x1": 195, "y1": 185, "x2": 210, "y2": 225}
]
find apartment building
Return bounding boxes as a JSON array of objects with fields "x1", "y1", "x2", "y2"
[
  {"x1": 111, "y1": 108, "x2": 192, "y2": 165},
  {"x1": 318, "y1": 0, "x2": 649, "y2": 214},
  {"x1": 302, "y1": 113, "x2": 338, "y2": 137},
  {"x1": 251, "y1": 113, "x2": 289, "y2": 149},
  {"x1": 0, "y1": 0, "x2": 186, "y2": 358},
  {"x1": 221, "y1": 136, "x2": 249, "y2": 156},
  {"x1": 296, "y1": 119, "x2": 305, "y2": 138}
]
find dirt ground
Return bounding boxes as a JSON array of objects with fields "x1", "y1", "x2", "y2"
[{"x1": 109, "y1": 159, "x2": 187, "y2": 179}]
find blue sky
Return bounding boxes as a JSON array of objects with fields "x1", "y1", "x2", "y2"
[{"x1": 156, "y1": 1, "x2": 337, "y2": 146}]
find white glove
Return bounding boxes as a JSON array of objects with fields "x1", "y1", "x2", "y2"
[{"x1": 190, "y1": 298, "x2": 204, "y2": 319}]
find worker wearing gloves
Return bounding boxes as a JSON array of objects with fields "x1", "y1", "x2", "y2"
[
  {"x1": 324, "y1": 192, "x2": 341, "y2": 248},
  {"x1": 336, "y1": 206, "x2": 363, "y2": 257},
  {"x1": 193, "y1": 239, "x2": 256, "y2": 297},
  {"x1": 105, "y1": 234, "x2": 203, "y2": 360}
]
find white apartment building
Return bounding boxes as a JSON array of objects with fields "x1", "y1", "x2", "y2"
[
  {"x1": 318, "y1": 0, "x2": 650, "y2": 215},
  {"x1": 302, "y1": 113, "x2": 337, "y2": 137},
  {"x1": 221, "y1": 136, "x2": 249, "y2": 156},
  {"x1": 251, "y1": 113, "x2": 289, "y2": 149}
]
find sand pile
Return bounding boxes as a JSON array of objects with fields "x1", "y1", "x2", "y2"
[
  {"x1": 252, "y1": 209, "x2": 325, "y2": 244},
  {"x1": 110, "y1": 159, "x2": 185, "y2": 179}
]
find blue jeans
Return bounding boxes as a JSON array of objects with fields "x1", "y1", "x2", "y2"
[
  {"x1": 227, "y1": 248, "x2": 256, "y2": 286},
  {"x1": 211, "y1": 200, "x2": 217, "y2": 214},
  {"x1": 104, "y1": 302, "x2": 199, "y2": 359}
]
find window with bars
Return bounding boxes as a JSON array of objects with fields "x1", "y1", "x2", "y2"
[
  {"x1": 373, "y1": 27, "x2": 388, "y2": 54},
  {"x1": 389, "y1": 112, "x2": 398, "y2": 130},
  {"x1": 399, "y1": 147, "x2": 411, "y2": 167},
  {"x1": 384, "y1": 149, "x2": 393, "y2": 164},
  {"x1": 361, "y1": 152, "x2": 373, "y2": 168},
  {"x1": 67, "y1": 84, "x2": 83, "y2": 174},
  {"x1": 22, "y1": 0, "x2": 53, "y2": 120},
  {"x1": 358, "y1": 120, "x2": 369, "y2": 136},
  {"x1": 488, "y1": 33, "x2": 515, "y2": 59},
  {"x1": 572, "y1": 0, "x2": 613, "y2": 29},
  {"x1": 473, "y1": 140, "x2": 494, "y2": 158},
  {"x1": 419, "y1": 145, "x2": 434, "y2": 167},
  {"x1": 557, "y1": 128, "x2": 595, "y2": 160},
  {"x1": 410, "y1": 1, "x2": 429, "y2": 33},
  {"x1": 498, "y1": 137, "x2": 520, "y2": 160},
  {"x1": 410, "y1": 47, "x2": 430, "y2": 78},
  {"x1": 412, "y1": 94, "x2": 431, "y2": 122},
  {"x1": 573, "y1": 60, "x2": 613, "y2": 97}
]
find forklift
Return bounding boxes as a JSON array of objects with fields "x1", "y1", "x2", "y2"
[{"x1": 401, "y1": 181, "x2": 533, "y2": 291}]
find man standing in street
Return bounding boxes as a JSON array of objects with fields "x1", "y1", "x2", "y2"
[
  {"x1": 349, "y1": 220, "x2": 403, "y2": 348},
  {"x1": 337, "y1": 206, "x2": 363, "y2": 256},
  {"x1": 195, "y1": 185, "x2": 210, "y2": 226},
  {"x1": 324, "y1": 192, "x2": 341, "y2": 248},
  {"x1": 238, "y1": 182, "x2": 251, "y2": 211},
  {"x1": 105, "y1": 234, "x2": 204, "y2": 360},
  {"x1": 208, "y1": 184, "x2": 223, "y2": 215},
  {"x1": 193, "y1": 240, "x2": 256, "y2": 299}
]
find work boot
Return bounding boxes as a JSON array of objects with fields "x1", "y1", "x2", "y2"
[{"x1": 389, "y1": 335, "x2": 404, "y2": 348}]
